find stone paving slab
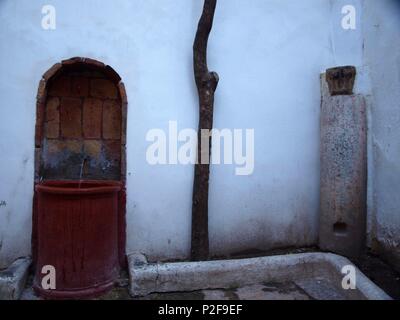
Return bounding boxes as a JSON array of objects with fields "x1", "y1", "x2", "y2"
[{"x1": 0, "y1": 257, "x2": 31, "y2": 300}]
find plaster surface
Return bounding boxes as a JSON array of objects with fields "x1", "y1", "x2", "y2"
[{"x1": 362, "y1": 0, "x2": 400, "y2": 271}]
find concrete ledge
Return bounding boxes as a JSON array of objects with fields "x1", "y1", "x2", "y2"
[
  {"x1": 128, "y1": 253, "x2": 391, "y2": 300},
  {"x1": 0, "y1": 257, "x2": 31, "y2": 300}
]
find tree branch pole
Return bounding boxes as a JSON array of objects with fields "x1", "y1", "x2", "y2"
[{"x1": 191, "y1": 0, "x2": 219, "y2": 261}]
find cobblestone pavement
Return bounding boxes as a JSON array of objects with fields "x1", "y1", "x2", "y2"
[{"x1": 21, "y1": 279, "x2": 313, "y2": 300}]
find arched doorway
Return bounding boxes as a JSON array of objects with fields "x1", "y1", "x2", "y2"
[{"x1": 32, "y1": 57, "x2": 127, "y2": 298}]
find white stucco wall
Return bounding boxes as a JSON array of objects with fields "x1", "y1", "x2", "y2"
[
  {"x1": 363, "y1": 0, "x2": 400, "y2": 268},
  {"x1": 0, "y1": 0, "x2": 398, "y2": 269}
]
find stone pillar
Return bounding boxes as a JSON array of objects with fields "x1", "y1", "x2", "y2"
[{"x1": 319, "y1": 66, "x2": 367, "y2": 258}]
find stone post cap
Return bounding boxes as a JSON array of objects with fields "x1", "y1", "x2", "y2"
[{"x1": 326, "y1": 66, "x2": 356, "y2": 96}]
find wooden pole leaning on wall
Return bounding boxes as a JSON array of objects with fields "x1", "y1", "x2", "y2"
[{"x1": 191, "y1": 0, "x2": 219, "y2": 261}]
